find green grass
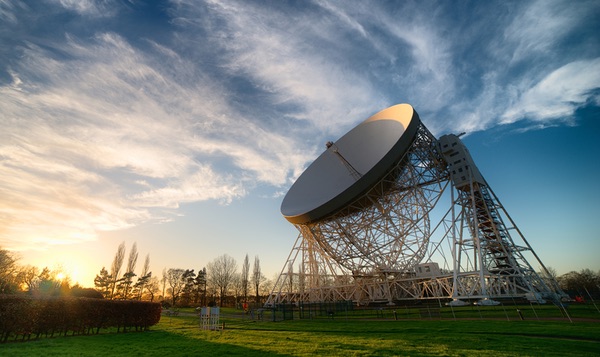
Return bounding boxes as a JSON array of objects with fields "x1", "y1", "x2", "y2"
[{"x1": 2, "y1": 306, "x2": 599, "y2": 356}]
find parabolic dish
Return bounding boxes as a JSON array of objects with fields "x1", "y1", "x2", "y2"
[{"x1": 281, "y1": 103, "x2": 421, "y2": 224}]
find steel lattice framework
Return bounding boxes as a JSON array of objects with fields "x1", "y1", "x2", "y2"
[{"x1": 266, "y1": 125, "x2": 565, "y2": 307}]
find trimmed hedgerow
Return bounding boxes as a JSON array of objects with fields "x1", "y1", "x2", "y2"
[{"x1": 0, "y1": 295, "x2": 161, "y2": 342}]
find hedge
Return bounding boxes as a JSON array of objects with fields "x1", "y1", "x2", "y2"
[{"x1": 0, "y1": 295, "x2": 161, "y2": 342}]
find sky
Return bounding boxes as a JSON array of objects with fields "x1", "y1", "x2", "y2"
[{"x1": 1, "y1": 0, "x2": 599, "y2": 288}]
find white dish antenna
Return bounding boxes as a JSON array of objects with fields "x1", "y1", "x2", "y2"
[{"x1": 281, "y1": 104, "x2": 420, "y2": 224}]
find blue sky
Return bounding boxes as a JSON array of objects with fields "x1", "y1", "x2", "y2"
[{"x1": 1, "y1": 0, "x2": 599, "y2": 287}]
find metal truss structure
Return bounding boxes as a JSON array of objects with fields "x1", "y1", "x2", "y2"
[{"x1": 266, "y1": 127, "x2": 565, "y2": 307}]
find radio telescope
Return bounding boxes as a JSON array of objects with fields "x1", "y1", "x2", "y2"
[{"x1": 266, "y1": 104, "x2": 565, "y2": 306}]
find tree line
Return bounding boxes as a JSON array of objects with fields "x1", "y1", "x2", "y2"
[
  {"x1": 0, "y1": 244, "x2": 272, "y2": 307},
  {"x1": 91, "y1": 242, "x2": 269, "y2": 308},
  {"x1": 2, "y1": 246, "x2": 598, "y2": 304},
  {"x1": 0, "y1": 248, "x2": 101, "y2": 298}
]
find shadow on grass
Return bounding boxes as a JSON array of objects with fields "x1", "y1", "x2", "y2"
[
  {"x1": 0, "y1": 326, "x2": 289, "y2": 357},
  {"x1": 3, "y1": 312, "x2": 599, "y2": 356}
]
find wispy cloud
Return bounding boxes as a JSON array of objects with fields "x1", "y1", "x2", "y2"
[
  {"x1": 171, "y1": 0, "x2": 386, "y2": 133},
  {"x1": 503, "y1": 0, "x2": 598, "y2": 64},
  {"x1": 0, "y1": 25, "x2": 307, "y2": 250},
  {"x1": 0, "y1": 0, "x2": 24, "y2": 25},
  {"x1": 501, "y1": 59, "x2": 600, "y2": 123},
  {"x1": 52, "y1": 0, "x2": 120, "y2": 17},
  {"x1": 430, "y1": 0, "x2": 600, "y2": 134},
  {"x1": 0, "y1": 0, "x2": 598, "y2": 252}
]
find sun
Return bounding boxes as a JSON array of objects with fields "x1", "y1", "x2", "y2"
[{"x1": 56, "y1": 272, "x2": 66, "y2": 281}]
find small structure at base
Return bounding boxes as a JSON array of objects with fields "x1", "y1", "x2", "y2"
[{"x1": 199, "y1": 307, "x2": 221, "y2": 330}]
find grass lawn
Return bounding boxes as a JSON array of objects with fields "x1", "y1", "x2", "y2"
[{"x1": 2, "y1": 306, "x2": 599, "y2": 356}]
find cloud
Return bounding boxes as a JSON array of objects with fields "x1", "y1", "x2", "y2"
[
  {"x1": 0, "y1": 139, "x2": 148, "y2": 251},
  {"x1": 0, "y1": 0, "x2": 25, "y2": 25},
  {"x1": 483, "y1": 0, "x2": 600, "y2": 128},
  {"x1": 1, "y1": 0, "x2": 598, "y2": 253},
  {"x1": 315, "y1": 0, "x2": 368, "y2": 38},
  {"x1": 0, "y1": 28, "x2": 307, "y2": 250},
  {"x1": 501, "y1": 58, "x2": 600, "y2": 123},
  {"x1": 52, "y1": 0, "x2": 119, "y2": 17},
  {"x1": 374, "y1": 8, "x2": 455, "y2": 112},
  {"x1": 170, "y1": 0, "x2": 386, "y2": 134},
  {"x1": 130, "y1": 165, "x2": 245, "y2": 208},
  {"x1": 503, "y1": 0, "x2": 598, "y2": 64},
  {"x1": 428, "y1": 0, "x2": 600, "y2": 134}
]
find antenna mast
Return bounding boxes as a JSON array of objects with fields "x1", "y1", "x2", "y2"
[{"x1": 326, "y1": 141, "x2": 362, "y2": 181}]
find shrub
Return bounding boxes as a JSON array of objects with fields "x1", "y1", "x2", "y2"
[{"x1": 0, "y1": 295, "x2": 161, "y2": 342}]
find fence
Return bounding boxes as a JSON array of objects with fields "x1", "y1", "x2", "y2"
[{"x1": 250, "y1": 300, "x2": 597, "y2": 323}]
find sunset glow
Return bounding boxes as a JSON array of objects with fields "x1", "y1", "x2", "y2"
[{"x1": 1, "y1": 1, "x2": 599, "y2": 288}]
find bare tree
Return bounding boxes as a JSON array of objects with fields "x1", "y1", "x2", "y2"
[
  {"x1": 207, "y1": 254, "x2": 238, "y2": 307},
  {"x1": 145, "y1": 276, "x2": 160, "y2": 302},
  {"x1": 109, "y1": 242, "x2": 126, "y2": 299},
  {"x1": 0, "y1": 248, "x2": 19, "y2": 294},
  {"x1": 558, "y1": 269, "x2": 600, "y2": 296},
  {"x1": 543, "y1": 266, "x2": 558, "y2": 280},
  {"x1": 252, "y1": 255, "x2": 262, "y2": 304},
  {"x1": 18, "y1": 265, "x2": 40, "y2": 292},
  {"x1": 166, "y1": 268, "x2": 186, "y2": 306},
  {"x1": 241, "y1": 254, "x2": 250, "y2": 302},
  {"x1": 259, "y1": 276, "x2": 274, "y2": 299},
  {"x1": 538, "y1": 266, "x2": 560, "y2": 291}
]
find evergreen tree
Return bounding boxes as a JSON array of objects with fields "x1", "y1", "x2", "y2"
[
  {"x1": 180, "y1": 269, "x2": 196, "y2": 306},
  {"x1": 195, "y1": 268, "x2": 207, "y2": 306},
  {"x1": 94, "y1": 267, "x2": 112, "y2": 299}
]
